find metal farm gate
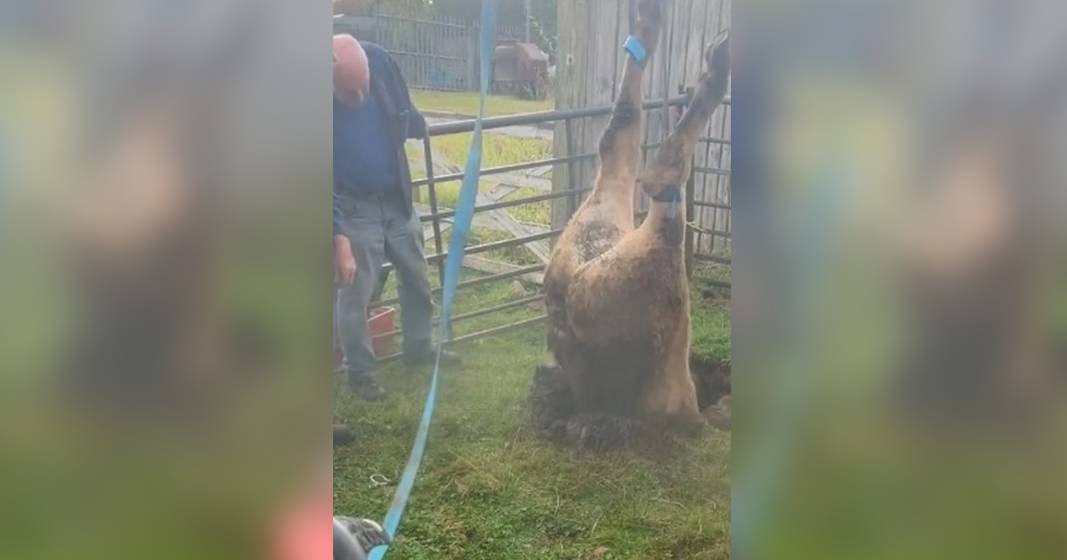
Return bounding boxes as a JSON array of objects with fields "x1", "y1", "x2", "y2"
[{"x1": 370, "y1": 95, "x2": 730, "y2": 361}]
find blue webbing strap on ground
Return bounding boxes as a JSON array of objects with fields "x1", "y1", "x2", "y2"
[{"x1": 366, "y1": 1, "x2": 497, "y2": 558}]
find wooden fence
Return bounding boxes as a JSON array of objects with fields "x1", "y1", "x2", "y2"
[{"x1": 334, "y1": 12, "x2": 525, "y2": 91}]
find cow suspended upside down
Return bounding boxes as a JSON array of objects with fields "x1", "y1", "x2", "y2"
[{"x1": 535, "y1": 24, "x2": 731, "y2": 449}]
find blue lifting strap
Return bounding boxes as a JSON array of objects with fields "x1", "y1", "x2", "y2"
[{"x1": 366, "y1": 1, "x2": 498, "y2": 559}]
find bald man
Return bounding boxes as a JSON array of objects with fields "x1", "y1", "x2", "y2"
[{"x1": 332, "y1": 36, "x2": 459, "y2": 400}]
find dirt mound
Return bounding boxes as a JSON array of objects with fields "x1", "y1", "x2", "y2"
[
  {"x1": 529, "y1": 365, "x2": 574, "y2": 439},
  {"x1": 529, "y1": 355, "x2": 733, "y2": 447}
]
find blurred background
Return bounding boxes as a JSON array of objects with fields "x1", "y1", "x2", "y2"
[
  {"x1": 0, "y1": 1, "x2": 331, "y2": 558},
  {"x1": 733, "y1": 0, "x2": 1067, "y2": 558},
  {"x1": 5, "y1": 0, "x2": 1067, "y2": 557}
]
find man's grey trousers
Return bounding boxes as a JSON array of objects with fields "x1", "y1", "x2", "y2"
[{"x1": 335, "y1": 192, "x2": 434, "y2": 378}]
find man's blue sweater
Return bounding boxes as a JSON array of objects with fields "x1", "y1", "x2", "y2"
[{"x1": 333, "y1": 41, "x2": 426, "y2": 236}]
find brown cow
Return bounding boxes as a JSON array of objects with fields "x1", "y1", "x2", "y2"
[
  {"x1": 535, "y1": 33, "x2": 731, "y2": 448},
  {"x1": 540, "y1": 0, "x2": 664, "y2": 442}
]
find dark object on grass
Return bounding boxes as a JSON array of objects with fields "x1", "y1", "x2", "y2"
[
  {"x1": 333, "y1": 423, "x2": 355, "y2": 447},
  {"x1": 333, "y1": 516, "x2": 390, "y2": 560},
  {"x1": 347, "y1": 374, "x2": 386, "y2": 401}
]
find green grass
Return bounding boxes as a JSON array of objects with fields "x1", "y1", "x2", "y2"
[
  {"x1": 412, "y1": 89, "x2": 554, "y2": 117},
  {"x1": 503, "y1": 187, "x2": 551, "y2": 226},
  {"x1": 690, "y1": 296, "x2": 731, "y2": 366},
  {"x1": 335, "y1": 282, "x2": 731, "y2": 559}
]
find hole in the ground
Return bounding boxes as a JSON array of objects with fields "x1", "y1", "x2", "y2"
[
  {"x1": 691, "y1": 355, "x2": 730, "y2": 410},
  {"x1": 531, "y1": 356, "x2": 733, "y2": 441}
]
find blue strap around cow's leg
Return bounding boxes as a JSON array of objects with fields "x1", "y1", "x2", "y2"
[{"x1": 623, "y1": 35, "x2": 649, "y2": 66}]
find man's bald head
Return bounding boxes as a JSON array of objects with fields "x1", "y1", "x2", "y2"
[{"x1": 333, "y1": 34, "x2": 370, "y2": 107}]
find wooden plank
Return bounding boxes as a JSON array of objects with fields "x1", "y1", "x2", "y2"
[
  {"x1": 577, "y1": 0, "x2": 598, "y2": 206},
  {"x1": 551, "y1": 0, "x2": 582, "y2": 229}
]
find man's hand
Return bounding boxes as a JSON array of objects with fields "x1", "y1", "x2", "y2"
[{"x1": 334, "y1": 234, "x2": 357, "y2": 285}]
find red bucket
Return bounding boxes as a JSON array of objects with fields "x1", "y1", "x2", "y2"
[
  {"x1": 368, "y1": 306, "x2": 396, "y2": 357},
  {"x1": 333, "y1": 306, "x2": 397, "y2": 366}
]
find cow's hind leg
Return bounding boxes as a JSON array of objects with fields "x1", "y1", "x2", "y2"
[
  {"x1": 598, "y1": 0, "x2": 664, "y2": 183},
  {"x1": 640, "y1": 320, "x2": 704, "y2": 434},
  {"x1": 641, "y1": 33, "x2": 730, "y2": 196}
]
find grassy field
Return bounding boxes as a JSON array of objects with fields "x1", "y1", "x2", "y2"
[
  {"x1": 334, "y1": 280, "x2": 731, "y2": 559},
  {"x1": 412, "y1": 89, "x2": 554, "y2": 117}
]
